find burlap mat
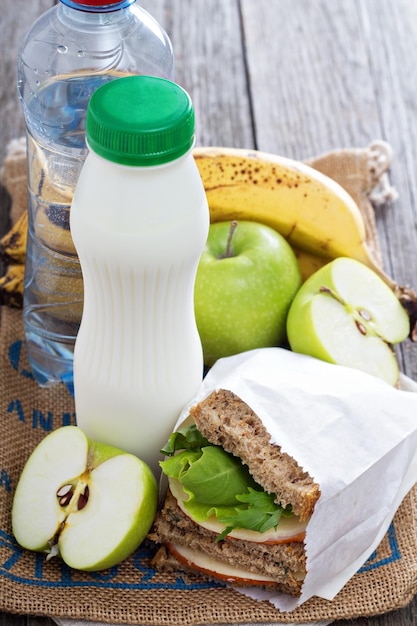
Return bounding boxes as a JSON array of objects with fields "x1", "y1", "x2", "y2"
[{"x1": 1, "y1": 141, "x2": 417, "y2": 625}]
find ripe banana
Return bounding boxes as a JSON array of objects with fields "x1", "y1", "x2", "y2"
[{"x1": 194, "y1": 146, "x2": 381, "y2": 271}]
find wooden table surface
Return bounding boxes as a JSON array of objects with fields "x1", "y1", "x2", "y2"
[{"x1": 1, "y1": 1, "x2": 417, "y2": 625}]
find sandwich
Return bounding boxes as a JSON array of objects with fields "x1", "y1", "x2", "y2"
[{"x1": 149, "y1": 388, "x2": 320, "y2": 596}]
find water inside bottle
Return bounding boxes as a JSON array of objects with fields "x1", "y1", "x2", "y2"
[{"x1": 23, "y1": 72, "x2": 124, "y2": 387}]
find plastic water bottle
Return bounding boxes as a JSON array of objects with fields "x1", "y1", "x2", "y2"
[
  {"x1": 18, "y1": 0, "x2": 174, "y2": 388},
  {"x1": 70, "y1": 76, "x2": 209, "y2": 475}
]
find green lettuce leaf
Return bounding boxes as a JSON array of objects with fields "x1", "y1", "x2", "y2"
[
  {"x1": 159, "y1": 423, "x2": 292, "y2": 539},
  {"x1": 216, "y1": 488, "x2": 292, "y2": 541},
  {"x1": 161, "y1": 445, "x2": 258, "y2": 506},
  {"x1": 160, "y1": 423, "x2": 210, "y2": 456}
]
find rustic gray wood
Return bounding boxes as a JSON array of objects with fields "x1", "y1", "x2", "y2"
[
  {"x1": 1, "y1": 0, "x2": 417, "y2": 625},
  {"x1": 142, "y1": 0, "x2": 254, "y2": 148}
]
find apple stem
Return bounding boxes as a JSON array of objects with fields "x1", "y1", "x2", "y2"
[{"x1": 221, "y1": 220, "x2": 238, "y2": 258}]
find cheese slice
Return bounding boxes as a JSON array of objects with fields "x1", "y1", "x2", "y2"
[{"x1": 169, "y1": 477, "x2": 307, "y2": 543}]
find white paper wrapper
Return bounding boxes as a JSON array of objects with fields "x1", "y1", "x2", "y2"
[{"x1": 174, "y1": 347, "x2": 417, "y2": 612}]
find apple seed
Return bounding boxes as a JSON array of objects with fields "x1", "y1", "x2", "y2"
[
  {"x1": 56, "y1": 484, "x2": 73, "y2": 497},
  {"x1": 56, "y1": 484, "x2": 74, "y2": 507},
  {"x1": 59, "y1": 492, "x2": 74, "y2": 507},
  {"x1": 355, "y1": 321, "x2": 368, "y2": 335},
  {"x1": 56, "y1": 482, "x2": 90, "y2": 510},
  {"x1": 359, "y1": 309, "x2": 372, "y2": 321},
  {"x1": 77, "y1": 485, "x2": 90, "y2": 511}
]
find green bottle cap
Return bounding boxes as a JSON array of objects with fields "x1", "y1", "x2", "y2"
[{"x1": 86, "y1": 76, "x2": 195, "y2": 166}]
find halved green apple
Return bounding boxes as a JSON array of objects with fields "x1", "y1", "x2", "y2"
[
  {"x1": 286, "y1": 257, "x2": 410, "y2": 386},
  {"x1": 12, "y1": 426, "x2": 158, "y2": 571}
]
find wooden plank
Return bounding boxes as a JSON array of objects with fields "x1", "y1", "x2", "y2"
[
  {"x1": 0, "y1": 617, "x2": 55, "y2": 626},
  {"x1": 141, "y1": 0, "x2": 254, "y2": 148},
  {"x1": 0, "y1": 616, "x2": 26, "y2": 626},
  {"x1": 240, "y1": 0, "x2": 382, "y2": 157}
]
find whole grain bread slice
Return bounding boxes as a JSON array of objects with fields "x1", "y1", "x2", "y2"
[
  {"x1": 189, "y1": 389, "x2": 320, "y2": 520},
  {"x1": 149, "y1": 490, "x2": 305, "y2": 596}
]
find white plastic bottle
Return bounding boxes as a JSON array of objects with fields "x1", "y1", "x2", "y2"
[
  {"x1": 18, "y1": 0, "x2": 174, "y2": 388},
  {"x1": 70, "y1": 76, "x2": 209, "y2": 476}
]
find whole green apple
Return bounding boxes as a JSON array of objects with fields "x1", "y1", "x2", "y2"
[
  {"x1": 12, "y1": 426, "x2": 158, "y2": 571},
  {"x1": 286, "y1": 257, "x2": 410, "y2": 385},
  {"x1": 194, "y1": 220, "x2": 302, "y2": 366}
]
